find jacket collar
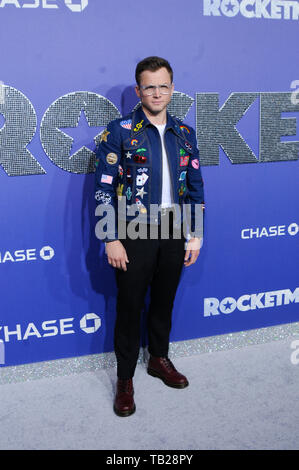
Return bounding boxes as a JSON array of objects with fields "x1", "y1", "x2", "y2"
[{"x1": 131, "y1": 105, "x2": 182, "y2": 138}]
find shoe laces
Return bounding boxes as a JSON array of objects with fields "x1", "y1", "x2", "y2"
[
  {"x1": 161, "y1": 357, "x2": 176, "y2": 371},
  {"x1": 118, "y1": 379, "x2": 133, "y2": 393}
]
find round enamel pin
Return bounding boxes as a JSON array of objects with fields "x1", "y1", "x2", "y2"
[{"x1": 106, "y1": 152, "x2": 118, "y2": 165}]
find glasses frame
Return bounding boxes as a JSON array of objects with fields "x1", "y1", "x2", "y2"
[{"x1": 139, "y1": 84, "x2": 173, "y2": 96}]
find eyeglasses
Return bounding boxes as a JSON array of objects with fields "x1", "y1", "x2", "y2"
[{"x1": 139, "y1": 84, "x2": 172, "y2": 96}]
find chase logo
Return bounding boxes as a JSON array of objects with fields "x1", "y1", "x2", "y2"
[
  {"x1": 0, "y1": 246, "x2": 55, "y2": 264},
  {"x1": 80, "y1": 313, "x2": 101, "y2": 334},
  {"x1": 0, "y1": 0, "x2": 89, "y2": 12},
  {"x1": 40, "y1": 245, "x2": 55, "y2": 260},
  {"x1": 241, "y1": 222, "x2": 299, "y2": 239},
  {"x1": 203, "y1": 0, "x2": 299, "y2": 21}
]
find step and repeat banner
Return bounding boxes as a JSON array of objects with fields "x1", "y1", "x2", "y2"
[{"x1": 0, "y1": 0, "x2": 298, "y2": 367}]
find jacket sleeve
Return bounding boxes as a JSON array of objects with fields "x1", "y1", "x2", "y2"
[
  {"x1": 185, "y1": 127, "x2": 205, "y2": 242},
  {"x1": 94, "y1": 120, "x2": 122, "y2": 242}
]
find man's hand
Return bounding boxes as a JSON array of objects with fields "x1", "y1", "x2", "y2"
[
  {"x1": 184, "y1": 237, "x2": 201, "y2": 267},
  {"x1": 105, "y1": 240, "x2": 129, "y2": 271}
]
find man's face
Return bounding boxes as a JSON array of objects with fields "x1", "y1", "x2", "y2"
[{"x1": 135, "y1": 67, "x2": 174, "y2": 116}]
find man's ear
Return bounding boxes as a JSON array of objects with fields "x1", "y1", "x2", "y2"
[{"x1": 135, "y1": 85, "x2": 141, "y2": 99}]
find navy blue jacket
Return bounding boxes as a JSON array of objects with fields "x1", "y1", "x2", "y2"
[{"x1": 95, "y1": 106, "x2": 204, "y2": 241}]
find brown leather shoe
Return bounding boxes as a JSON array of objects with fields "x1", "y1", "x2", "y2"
[
  {"x1": 147, "y1": 356, "x2": 189, "y2": 388},
  {"x1": 113, "y1": 378, "x2": 136, "y2": 417}
]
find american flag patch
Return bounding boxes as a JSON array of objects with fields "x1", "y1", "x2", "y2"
[
  {"x1": 101, "y1": 174, "x2": 113, "y2": 184},
  {"x1": 120, "y1": 119, "x2": 132, "y2": 130}
]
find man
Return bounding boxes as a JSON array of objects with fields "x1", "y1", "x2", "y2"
[{"x1": 95, "y1": 56, "x2": 204, "y2": 417}]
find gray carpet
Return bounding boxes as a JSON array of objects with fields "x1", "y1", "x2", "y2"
[{"x1": 0, "y1": 336, "x2": 299, "y2": 450}]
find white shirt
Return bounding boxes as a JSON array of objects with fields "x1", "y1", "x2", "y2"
[
  {"x1": 155, "y1": 124, "x2": 203, "y2": 250},
  {"x1": 155, "y1": 124, "x2": 173, "y2": 208}
]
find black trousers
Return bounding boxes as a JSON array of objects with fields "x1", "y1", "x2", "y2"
[{"x1": 114, "y1": 217, "x2": 185, "y2": 379}]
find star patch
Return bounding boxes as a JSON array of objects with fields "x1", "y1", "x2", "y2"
[
  {"x1": 100, "y1": 129, "x2": 110, "y2": 143},
  {"x1": 136, "y1": 186, "x2": 147, "y2": 199}
]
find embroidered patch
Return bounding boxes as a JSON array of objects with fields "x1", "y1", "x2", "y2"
[
  {"x1": 136, "y1": 148, "x2": 147, "y2": 153},
  {"x1": 179, "y1": 171, "x2": 187, "y2": 181},
  {"x1": 126, "y1": 187, "x2": 132, "y2": 200},
  {"x1": 135, "y1": 197, "x2": 147, "y2": 213},
  {"x1": 180, "y1": 156, "x2": 189, "y2": 166},
  {"x1": 180, "y1": 148, "x2": 186, "y2": 156},
  {"x1": 133, "y1": 119, "x2": 144, "y2": 132},
  {"x1": 137, "y1": 167, "x2": 148, "y2": 173},
  {"x1": 136, "y1": 173, "x2": 149, "y2": 186},
  {"x1": 125, "y1": 151, "x2": 132, "y2": 159},
  {"x1": 95, "y1": 190, "x2": 111, "y2": 205},
  {"x1": 126, "y1": 168, "x2": 132, "y2": 184},
  {"x1": 136, "y1": 186, "x2": 147, "y2": 199},
  {"x1": 118, "y1": 165, "x2": 123, "y2": 177},
  {"x1": 120, "y1": 119, "x2": 132, "y2": 130},
  {"x1": 101, "y1": 174, "x2": 113, "y2": 184},
  {"x1": 117, "y1": 184, "x2": 124, "y2": 199},
  {"x1": 178, "y1": 183, "x2": 186, "y2": 196},
  {"x1": 100, "y1": 129, "x2": 110, "y2": 143},
  {"x1": 106, "y1": 152, "x2": 118, "y2": 165},
  {"x1": 130, "y1": 139, "x2": 138, "y2": 146},
  {"x1": 184, "y1": 141, "x2": 192, "y2": 152},
  {"x1": 133, "y1": 154, "x2": 147, "y2": 164},
  {"x1": 180, "y1": 125, "x2": 190, "y2": 134},
  {"x1": 191, "y1": 158, "x2": 199, "y2": 169}
]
